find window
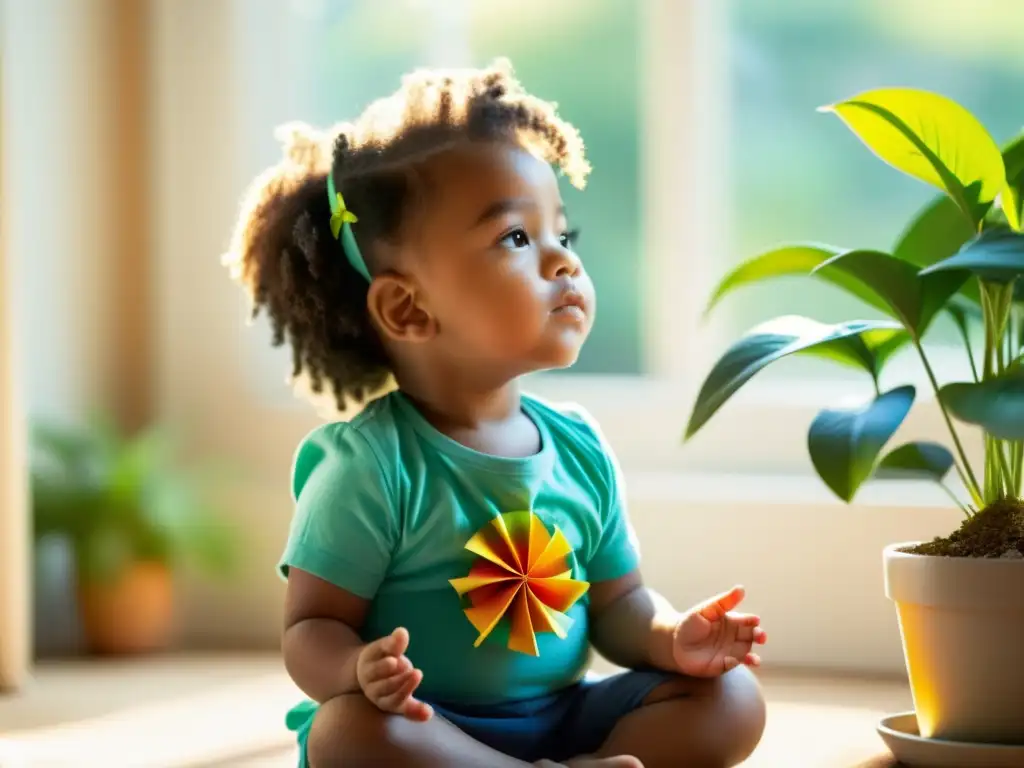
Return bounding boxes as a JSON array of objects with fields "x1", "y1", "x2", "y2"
[{"x1": 233, "y1": 0, "x2": 1023, "y2": 476}]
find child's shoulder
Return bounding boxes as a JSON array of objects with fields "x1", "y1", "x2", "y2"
[
  {"x1": 290, "y1": 395, "x2": 402, "y2": 500},
  {"x1": 524, "y1": 393, "x2": 626, "y2": 514},
  {"x1": 523, "y1": 391, "x2": 601, "y2": 432},
  {"x1": 294, "y1": 394, "x2": 397, "y2": 450},
  {"x1": 522, "y1": 392, "x2": 613, "y2": 463}
]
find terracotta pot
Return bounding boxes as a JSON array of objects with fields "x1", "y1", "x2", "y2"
[
  {"x1": 77, "y1": 561, "x2": 175, "y2": 655},
  {"x1": 884, "y1": 543, "x2": 1024, "y2": 745}
]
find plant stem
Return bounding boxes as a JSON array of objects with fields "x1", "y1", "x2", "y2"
[
  {"x1": 984, "y1": 436, "x2": 995, "y2": 501},
  {"x1": 994, "y1": 439, "x2": 1013, "y2": 498},
  {"x1": 937, "y1": 481, "x2": 971, "y2": 517},
  {"x1": 978, "y1": 281, "x2": 1020, "y2": 505},
  {"x1": 913, "y1": 340, "x2": 982, "y2": 506},
  {"x1": 1011, "y1": 305, "x2": 1024, "y2": 496},
  {"x1": 1018, "y1": 308, "x2": 1024, "y2": 359},
  {"x1": 1013, "y1": 440, "x2": 1024, "y2": 498},
  {"x1": 981, "y1": 287, "x2": 998, "y2": 504},
  {"x1": 954, "y1": 320, "x2": 980, "y2": 382},
  {"x1": 1005, "y1": 315, "x2": 1014, "y2": 370},
  {"x1": 965, "y1": 342, "x2": 980, "y2": 383}
]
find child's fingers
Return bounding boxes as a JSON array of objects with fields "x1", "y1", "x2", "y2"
[
  {"x1": 361, "y1": 627, "x2": 409, "y2": 662},
  {"x1": 400, "y1": 697, "x2": 434, "y2": 722},
  {"x1": 368, "y1": 667, "x2": 418, "y2": 699},
  {"x1": 698, "y1": 586, "x2": 745, "y2": 620},
  {"x1": 735, "y1": 624, "x2": 768, "y2": 644},
  {"x1": 744, "y1": 652, "x2": 762, "y2": 667},
  {"x1": 376, "y1": 667, "x2": 424, "y2": 712},
  {"x1": 363, "y1": 653, "x2": 412, "y2": 683},
  {"x1": 729, "y1": 612, "x2": 761, "y2": 627},
  {"x1": 385, "y1": 627, "x2": 410, "y2": 656}
]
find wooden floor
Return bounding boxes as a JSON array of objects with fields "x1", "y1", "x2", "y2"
[{"x1": 0, "y1": 654, "x2": 912, "y2": 767}]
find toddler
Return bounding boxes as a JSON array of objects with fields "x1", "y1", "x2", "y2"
[{"x1": 225, "y1": 60, "x2": 766, "y2": 768}]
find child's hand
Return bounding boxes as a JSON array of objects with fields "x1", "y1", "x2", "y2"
[
  {"x1": 671, "y1": 586, "x2": 767, "y2": 678},
  {"x1": 356, "y1": 627, "x2": 433, "y2": 721}
]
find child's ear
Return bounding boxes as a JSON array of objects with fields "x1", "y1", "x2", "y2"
[{"x1": 367, "y1": 274, "x2": 437, "y2": 343}]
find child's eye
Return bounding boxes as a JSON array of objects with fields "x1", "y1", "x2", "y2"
[
  {"x1": 498, "y1": 228, "x2": 530, "y2": 250},
  {"x1": 560, "y1": 228, "x2": 581, "y2": 250}
]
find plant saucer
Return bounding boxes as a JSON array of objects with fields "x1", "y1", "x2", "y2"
[{"x1": 877, "y1": 712, "x2": 1024, "y2": 767}]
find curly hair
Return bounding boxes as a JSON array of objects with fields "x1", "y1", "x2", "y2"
[{"x1": 223, "y1": 59, "x2": 591, "y2": 413}]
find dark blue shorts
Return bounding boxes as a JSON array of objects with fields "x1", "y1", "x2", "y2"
[{"x1": 288, "y1": 669, "x2": 675, "y2": 765}]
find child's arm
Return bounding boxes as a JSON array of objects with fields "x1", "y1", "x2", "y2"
[
  {"x1": 282, "y1": 568, "x2": 368, "y2": 701},
  {"x1": 589, "y1": 574, "x2": 767, "y2": 677},
  {"x1": 579, "y1": 413, "x2": 767, "y2": 677},
  {"x1": 278, "y1": 423, "x2": 432, "y2": 714},
  {"x1": 587, "y1": 569, "x2": 682, "y2": 671},
  {"x1": 283, "y1": 567, "x2": 432, "y2": 720}
]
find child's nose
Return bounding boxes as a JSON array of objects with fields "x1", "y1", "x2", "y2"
[{"x1": 543, "y1": 243, "x2": 582, "y2": 279}]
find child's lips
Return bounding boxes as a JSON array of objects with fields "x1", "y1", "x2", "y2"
[
  {"x1": 552, "y1": 304, "x2": 586, "y2": 322},
  {"x1": 551, "y1": 291, "x2": 587, "y2": 323}
]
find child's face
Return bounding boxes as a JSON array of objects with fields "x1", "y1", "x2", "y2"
[{"x1": 391, "y1": 141, "x2": 596, "y2": 376}]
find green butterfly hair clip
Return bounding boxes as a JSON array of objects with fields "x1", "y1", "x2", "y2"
[{"x1": 327, "y1": 172, "x2": 370, "y2": 281}]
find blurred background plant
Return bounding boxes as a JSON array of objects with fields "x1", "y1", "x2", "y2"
[{"x1": 30, "y1": 417, "x2": 239, "y2": 654}]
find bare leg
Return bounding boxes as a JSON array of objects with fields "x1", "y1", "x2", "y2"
[
  {"x1": 595, "y1": 667, "x2": 766, "y2": 768},
  {"x1": 307, "y1": 694, "x2": 640, "y2": 768}
]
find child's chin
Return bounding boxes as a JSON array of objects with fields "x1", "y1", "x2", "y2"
[{"x1": 536, "y1": 345, "x2": 584, "y2": 372}]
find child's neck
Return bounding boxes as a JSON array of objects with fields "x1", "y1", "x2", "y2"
[
  {"x1": 396, "y1": 370, "x2": 540, "y2": 459},
  {"x1": 399, "y1": 376, "x2": 522, "y2": 429}
]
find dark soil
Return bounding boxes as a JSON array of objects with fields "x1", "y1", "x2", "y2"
[{"x1": 904, "y1": 498, "x2": 1024, "y2": 558}]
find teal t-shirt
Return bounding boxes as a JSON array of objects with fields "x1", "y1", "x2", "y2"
[{"x1": 278, "y1": 390, "x2": 640, "y2": 705}]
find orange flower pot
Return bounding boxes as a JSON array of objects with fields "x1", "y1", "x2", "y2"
[{"x1": 77, "y1": 562, "x2": 175, "y2": 655}]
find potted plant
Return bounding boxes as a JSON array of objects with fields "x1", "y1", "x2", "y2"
[
  {"x1": 30, "y1": 417, "x2": 238, "y2": 655},
  {"x1": 685, "y1": 88, "x2": 1024, "y2": 747}
]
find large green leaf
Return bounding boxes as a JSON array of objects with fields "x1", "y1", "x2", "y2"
[
  {"x1": 820, "y1": 88, "x2": 1007, "y2": 227},
  {"x1": 857, "y1": 326, "x2": 912, "y2": 373},
  {"x1": 1002, "y1": 184, "x2": 1022, "y2": 232},
  {"x1": 892, "y1": 135, "x2": 1024, "y2": 304},
  {"x1": 999, "y1": 133, "x2": 1024, "y2": 231},
  {"x1": 808, "y1": 386, "x2": 916, "y2": 502},
  {"x1": 893, "y1": 196, "x2": 979, "y2": 308},
  {"x1": 685, "y1": 317, "x2": 905, "y2": 440},
  {"x1": 945, "y1": 294, "x2": 983, "y2": 326},
  {"x1": 942, "y1": 296, "x2": 982, "y2": 381},
  {"x1": 920, "y1": 227, "x2": 1024, "y2": 284},
  {"x1": 875, "y1": 442, "x2": 955, "y2": 482},
  {"x1": 813, "y1": 249, "x2": 968, "y2": 336},
  {"x1": 703, "y1": 244, "x2": 891, "y2": 317},
  {"x1": 940, "y1": 370, "x2": 1024, "y2": 440},
  {"x1": 893, "y1": 196, "x2": 977, "y2": 269},
  {"x1": 803, "y1": 324, "x2": 910, "y2": 382},
  {"x1": 1005, "y1": 134, "x2": 1024, "y2": 181}
]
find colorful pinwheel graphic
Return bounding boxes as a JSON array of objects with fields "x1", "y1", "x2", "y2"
[{"x1": 449, "y1": 510, "x2": 590, "y2": 656}]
